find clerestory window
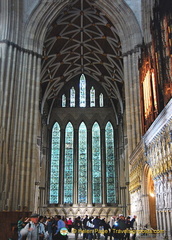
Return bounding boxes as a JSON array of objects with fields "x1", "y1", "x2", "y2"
[{"x1": 61, "y1": 74, "x2": 105, "y2": 108}]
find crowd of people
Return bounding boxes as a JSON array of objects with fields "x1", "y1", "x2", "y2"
[{"x1": 17, "y1": 213, "x2": 137, "y2": 240}]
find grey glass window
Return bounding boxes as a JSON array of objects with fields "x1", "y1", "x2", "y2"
[
  {"x1": 62, "y1": 94, "x2": 66, "y2": 107},
  {"x1": 50, "y1": 122, "x2": 60, "y2": 204},
  {"x1": 78, "y1": 122, "x2": 87, "y2": 203},
  {"x1": 70, "y1": 87, "x2": 75, "y2": 107},
  {"x1": 64, "y1": 122, "x2": 74, "y2": 203},
  {"x1": 105, "y1": 121, "x2": 116, "y2": 203},
  {"x1": 79, "y1": 74, "x2": 86, "y2": 107},
  {"x1": 92, "y1": 122, "x2": 102, "y2": 203},
  {"x1": 99, "y1": 93, "x2": 104, "y2": 107},
  {"x1": 90, "y1": 86, "x2": 95, "y2": 107}
]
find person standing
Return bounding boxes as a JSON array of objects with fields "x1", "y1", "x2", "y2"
[
  {"x1": 100, "y1": 218, "x2": 110, "y2": 240},
  {"x1": 112, "y1": 217, "x2": 120, "y2": 240},
  {"x1": 93, "y1": 216, "x2": 101, "y2": 240},
  {"x1": 86, "y1": 217, "x2": 94, "y2": 240},
  {"x1": 67, "y1": 218, "x2": 73, "y2": 233},
  {"x1": 125, "y1": 216, "x2": 131, "y2": 240},
  {"x1": 20, "y1": 213, "x2": 45, "y2": 240},
  {"x1": 17, "y1": 216, "x2": 25, "y2": 240},
  {"x1": 46, "y1": 218, "x2": 53, "y2": 240},
  {"x1": 54, "y1": 215, "x2": 67, "y2": 240},
  {"x1": 73, "y1": 216, "x2": 83, "y2": 240},
  {"x1": 117, "y1": 214, "x2": 126, "y2": 240},
  {"x1": 109, "y1": 216, "x2": 115, "y2": 240},
  {"x1": 130, "y1": 216, "x2": 137, "y2": 240},
  {"x1": 83, "y1": 215, "x2": 88, "y2": 240}
]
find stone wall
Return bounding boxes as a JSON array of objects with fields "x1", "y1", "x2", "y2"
[{"x1": 129, "y1": 99, "x2": 172, "y2": 238}]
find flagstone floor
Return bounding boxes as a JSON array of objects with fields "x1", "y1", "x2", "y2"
[{"x1": 67, "y1": 232, "x2": 171, "y2": 240}]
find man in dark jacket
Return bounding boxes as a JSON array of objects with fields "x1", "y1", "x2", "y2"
[
  {"x1": 73, "y1": 216, "x2": 82, "y2": 240},
  {"x1": 125, "y1": 216, "x2": 131, "y2": 240},
  {"x1": 117, "y1": 215, "x2": 126, "y2": 240},
  {"x1": 83, "y1": 215, "x2": 88, "y2": 240},
  {"x1": 93, "y1": 216, "x2": 101, "y2": 239}
]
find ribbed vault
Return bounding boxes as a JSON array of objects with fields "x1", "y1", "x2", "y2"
[
  {"x1": 23, "y1": 0, "x2": 142, "y2": 123},
  {"x1": 40, "y1": 0, "x2": 124, "y2": 121}
]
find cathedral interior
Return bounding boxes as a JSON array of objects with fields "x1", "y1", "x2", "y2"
[{"x1": 0, "y1": 0, "x2": 172, "y2": 239}]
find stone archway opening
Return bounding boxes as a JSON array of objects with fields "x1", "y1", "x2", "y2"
[{"x1": 147, "y1": 169, "x2": 157, "y2": 229}]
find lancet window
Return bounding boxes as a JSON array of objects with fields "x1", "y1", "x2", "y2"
[
  {"x1": 64, "y1": 122, "x2": 74, "y2": 203},
  {"x1": 78, "y1": 122, "x2": 87, "y2": 203},
  {"x1": 105, "y1": 122, "x2": 116, "y2": 203},
  {"x1": 70, "y1": 87, "x2": 75, "y2": 107},
  {"x1": 49, "y1": 120, "x2": 116, "y2": 205},
  {"x1": 50, "y1": 122, "x2": 60, "y2": 204},
  {"x1": 92, "y1": 122, "x2": 102, "y2": 203}
]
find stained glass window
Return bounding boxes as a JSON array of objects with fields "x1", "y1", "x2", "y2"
[
  {"x1": 70, "y1": 87, "x2": 75, "y2": 107},
  {"x1": 64, "y1": 122, "x2": 74, "y2": 203},
  {"x1": 99, "y1": 93, "x2": 104, "y2": 107},
  {"x1": 105, "y1": 122, "x2": 116, "y2": 203},
  {"x1": 50, "y1": 122, "x2": 60, "y2": 204},
  {"x1": 90, "y1": 86, "x2": 95, "y2": 107},
  {"x1": 92, "y1": 122, "x2": 102, "y2": 203},
  {"x1": 79, "y1": 74, "x2": 86, "y2": 107},
  {"x1": 78, "y1": 122, "x2": 87, "y2": 203},
  {"x1": 62, "y1": 94, "x2": 66, "y2": 107}
]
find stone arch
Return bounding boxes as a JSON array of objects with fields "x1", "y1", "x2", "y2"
[
  {"x1": 142, "y1": 164, "x2": 157, "y2": 229},
  {"x1": 142, "y1": 164, "x2": 150, "y2": 195},
  {"x1": 147, "y1": 168, "x2": 157, "y2": 229},
  {"x1": 23, "y1": 0, "x2": 142, "y2": 54},
  {"x1": 19, "y1": 0, "x2": 143, "y2": 217}
]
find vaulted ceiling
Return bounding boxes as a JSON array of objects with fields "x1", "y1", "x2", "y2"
[{"x1": 41, "y1": 0, "x2": 124, "y2": 122}]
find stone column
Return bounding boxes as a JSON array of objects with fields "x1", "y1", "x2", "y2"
[
  {"x1": 166, "y1": 210, "x2": 172, "y2": 238},
  {"x1": 123, "y1": 50, "x2": 141, "y2": 156},
  {"x1": 87, "y1": 128, "x2": 92, "y2": 206},
  {"x1": 142, "y1": 194, "x2": 150, "y2": 226},
  {"x1": 169, "y1": 211, "x2": 172, "y2": 237},
  {"x1": 59, "y1": 128, "x2": 65, "y2": 205},
  {"x1": 0, "y1": 39, "x2": 42, "y2": 211},
  {"x1": 162, "y1": 211, "x2": 167, "y2": 235},
  {"x1": 120, "y1": 187, "x2": 127, "y2": 216},
  {"x1": 101, "y1": 128, "x2": 106, "y2": 206},
  {"x1": 156, "y1": 211, "x2": 160, "y2": 231},
  {"x1": 73, "y1": 128, "x2": 78, "y2": 205}
]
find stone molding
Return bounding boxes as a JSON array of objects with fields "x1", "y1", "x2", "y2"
[
  {"x1": 40, "y1": 205, "x2": 119, "y2": 220},
  {"x1": 0, "y1": 39, "x2": 42, "y2": 58}
]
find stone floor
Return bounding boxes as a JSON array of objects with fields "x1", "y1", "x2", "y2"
[{"x1": 67, "y1": 232, "x2": 171, "y2": 240}]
